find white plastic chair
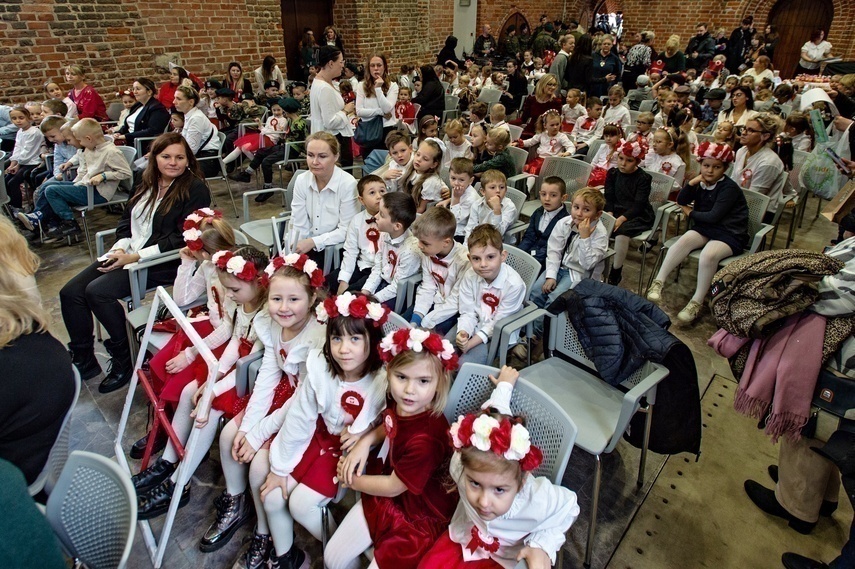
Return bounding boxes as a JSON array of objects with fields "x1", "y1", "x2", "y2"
[
  {"x1": 442, "y1": 94, "x2": 460, "y2": 125},
  {"x1": 504, "y1": 186, "x2": 529, "y2": 241},
  {"x1": 0, "y1": 151, "x2": 11, "y2": 216},
  {"x1": 627, "y1": 170, "x2": 679, "y2": 293},
  {"x1": 506, "y1": 145, "x2": 532, "y2": 191},
  {"x1": 477, "y1": 88, "x2": 502, "y2": 104},
  {"x1": 46, "y1": 450, "x2": 137, "y2": 569},
  {"x1": 508, "y1": 124, "x2": 523, "y2": 142},
  {"x1": 240, "y1": 169, "x2": 303, "y2": 249},
  {"x1": 382, "y1": 311, "x2": 411, "y2": 335},
  {"x1": 583, "y1": 139, "x2": 605, "y2": 164},
  {"x1": 521, "y1": 157, "x2": 593, "y2": 219}
]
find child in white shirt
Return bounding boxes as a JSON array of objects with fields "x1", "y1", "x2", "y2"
[
  {"x1": 379, "y1": 130, "x2": 414, "y2": 192},
  {"x1": 641, "y1": 126, "x2": 689, "y2": 185},
  {"x1": 573, "y1": 98, "x2": 605, "y2": 157},
  {"x1": 464, "y1": 169, "x2": 518, "y2": 239},
  {"x1": 442, "y1": 157, "x2": 480, "y2": 241},
  {"x1": 561, "y1": 89, "x2": 587, "y2": 133},
  {"x1": 443, "y1": 119, "x2": 474, "y2": 168},
  {"x1": 335, "y1": 175, "x2": 385, "y2": 294},
  {"x1": 602, "y1": 85, "x2": 632, "y2": 131},
  {"x1": 519, "y1": 109, "x2": 575, "y2": 189},
  {"x1": 490, "y1": 104, "x2": 511, "y2": 135},
  {"x1": 401, "y1": 138, "x2": 448, "y2": 213}
]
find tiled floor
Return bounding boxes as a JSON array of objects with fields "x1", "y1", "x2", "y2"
[{"x1": 33, "y1": 175, "x2": 850, "y2": 568}]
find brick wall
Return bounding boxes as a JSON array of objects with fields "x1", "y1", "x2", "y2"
[{"x1": 476, "y1": 0, "x2": 589, "y2": 41}]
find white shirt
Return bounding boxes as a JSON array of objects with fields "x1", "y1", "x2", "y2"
[
  {"x1": 457, "y1": 263, "x2": 527, "y2": 344},
  {"x1": 717, "y1": 108, "x2": 758, "y2": 127},
  {"x1": 521, "y1": 131, "x2": 575, "y2": 158},
  {"x1": 10, "y1": 126, "x2": 44, "y2": 166},
  {"x1": 641, "y1": 151, "x2": 686, "y2": 185},
  {"x1": 182, "y1": 107, "x2": 220, "y2": 154},
  {"x1": 545, "y1": 217, "x2": 609, "y2": 282},
  {"x1": 310, "y1": 79, "x2": 354, "y2": 136},
  {"x1": 538, "y1": 207, "x2": 564, "y2": 232},
  {"x1": 414, "y1": 241, "x2": 471, "y2": 328},
  {"x1": 443, "y1": 139, "x2": 473, "y2": 169},
  {"x1": 446, "y1": 386, "x2": 579, "y2": 568},
  {"x1": 561, "y1": 103, "x2": 586, "y2": 127},
  {"x1": 268, "y1": 349, "x2": 387, "y2": 477},
  {"x1": 590, "y1": 143, "x2": 619, "y2": 172},
  {"x1": 125, "y1": 106, "x2": 142, "y2": 134},
  {"x1": 254, "y1": 65, "x2": 286, "y2": 94},
  {"x1": 450, "y1": 185, "x2": 480, "y2": 236},
  {"x1": 110, "y1": 192, "x2": 163, "y2": 259},
  {"x1": 338, "y1": 209, "x2": 382, "y2": 284},
  {"x1": 289, "y1": 167, "x2": 359, "y2": 250},
  {"x1": 574, "y1": 115, "x2": 604, "y2": 146},
  {"x1": 172, "y1": 259, "x2": 232, "y2": 361},
  {"x1": 732, "y1": 146, "x2": 789, "y2": 212},
  {"x1": 363, "y1": 229, "x2": 422, "y2": 303},
  {"x1": 652, "y1": 111, "x2": 668, "y2": 130},
  {"x1": 741, "y1": 68, "x2": 775, "y2": 84},
  {"x1": 464, "y1": 196, "x2": 518, "y2": 238},
  {"x1": 384, "y1": 154, "x2": 413, "y2": 192},
  {"x1": 792, "y1": 133, "x2": 812, "y2": 152},
  {"x1": 603, "y1": 104, "x2": 632, "y2": 130},
  {"x1": 356, "y1": 81, "x2": 399, "y2": 129},
  {"x1": 63, "y1": 96, "x2": 78, "y2": 119},
  {"x1": 800, "y1": 41, "x2": 832, "y2": 70},
  {"x1": 241, "y1": 313, "x2": 327, "y2": 442},
  {"x1": 260, "y1": 115, "x2": 288, "y2": 144},
  {"x1": 406, "y1": 172, "x2": 447, "y2": 203}
]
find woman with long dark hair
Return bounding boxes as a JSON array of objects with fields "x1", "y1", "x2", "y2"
[
  {"x1": 565, "y1": 34, "x2": 595, "y2": 95},
  {"x1": 310, "y1": 46, "x2": 356, "y2": 167},
  {"x1": 356, "y1": 53, "x2": 399, "y2": 154},
  {"x1": 60, "y1": 132, "x2": 211, "y2": 394},
  {"x1": 412, "y1": 65, "x2": 445, "y2": 120},
  {"x1": 254, "y1": 55, "x2": 286, "y2": 94}
]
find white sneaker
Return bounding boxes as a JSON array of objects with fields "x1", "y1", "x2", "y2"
[
  {"x1": 647, "y1": 280, "x2": 664, "y2": 302},
  {"x1": 677, "y1": 300, "x2": 702, "y2": 323}
]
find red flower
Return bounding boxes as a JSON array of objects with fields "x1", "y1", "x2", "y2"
[
  {"x1": 323, "y1": 297, "x2": 339, "y2": 319},
  {"x1": 237, "y1": 263, "x2": 258, "y2": 282},
  {"x1": 293, "y1": 254, "x2": 307, "y2": 271},
  {"x1": 187, "y1": 239, "x2": 204, "y2": 251},
  {"x1": 309, "y1": 270, "x2": 325, "y2": 289},
  {"x1": 422, "y1": 333, "x2": 445, "y2": 355},
  {"x1": 349, "y1": 296, "x2": 369, "y2": 318},
  {"x1": 490, "y1": 419, "x2": 512, "y2": 455},
  {"x1": 392, "y1": 328, "x2": 410, "y2": 352},
  {"x1": 445, "y1": 352, "x2": 460, "y2": 372},
  {"x1": 519, "y1": 445, "x2": 544, "y2": 472},
  {"x1": 183, "y1": 219, "x2": 196, "y2": 230},
  {"x1": 456, "y1": 414, "x2": 476, "y2": 447}
]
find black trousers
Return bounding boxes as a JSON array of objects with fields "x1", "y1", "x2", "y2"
[
  {"x1": 336, "y1": 134, "x2": 354, "y2": 168},
  {"x1": 60, "y1": 259, "x2": 178, "y2": 351},
  {"x1": 5, "y1": 165, "x2": 38, "y2": 208}
]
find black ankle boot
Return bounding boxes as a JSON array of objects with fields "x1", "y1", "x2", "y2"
[
  {"x1": 68, "y1": 344, "x2": 102, "y2": 381},
  {"x1": 131, "y1": 457, "x2": 177, "y2": 494},
  {"x1": 99, "y1": 338, "x2": 133, "y2": 394},
  {"x1": 199, "y1": 491, "x2": 253, "y2": 552},
  {"x1": 241, "y1": 531, "x2": 273, "y2": 569},
  {"x1": 130, "y1": 430, "x2": 168, "y2": 460},
  {"x1": 137, "y1": 479, "x2": 190, "y2": 520},
  {"x1": 269, "y1": 544, "x2": 308, "y2": 569},
  {"x1": 608, "y1": 266, "x2": 623, "y2": 286}
]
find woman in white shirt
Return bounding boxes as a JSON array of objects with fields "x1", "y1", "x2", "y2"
[
  {"x1": 731, "y1": 113, "x2": 790, "y2": 216},
  {"x1": 717, "y1": 85, "x2": 758, "y2": 128},
  {"x1": 60, "y1": 132, "x2": 211, "y2": 395},
  {"x1": 797, "y1": 30, "x2": 833, "y2": 75},
  {"x1": 741, "y1": 56, "x2": 775, "y2": 84},
  {"x1": 310, "y1": 45, "x2": 355, "y2": 167},
  {"x1": 173, "y1": 85, "x2": 221, "y2": 177},
  {"x1": 254, "y1": 55, "x2": 286, "y2": 95},
  {"x1": 289, "y1": 132, "x2": 359, "y2": 266},
  {"x1": 356, "y1": 53, "x2": 400, "y2": 155}
]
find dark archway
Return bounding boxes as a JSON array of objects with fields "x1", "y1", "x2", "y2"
[
  {"x1": 280, "y1": 0, "x2": 334, "y2": 80},
  {"x1": 498, "y1": 12, "x2": 530, "y2": 58},
  {"x1": 769, "y1": 0, "x2": 833, "y2": 78}
]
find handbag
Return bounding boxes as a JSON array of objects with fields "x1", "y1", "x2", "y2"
[{"x1": 353, "y1": 115, "x2": 384, "y2": 147}]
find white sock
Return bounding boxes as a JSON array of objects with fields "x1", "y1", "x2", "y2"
[{"x1": 222, "y1": 148, "x2": 243, "y2": 164}]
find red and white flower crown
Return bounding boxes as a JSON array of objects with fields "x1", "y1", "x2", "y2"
[
  {"x1": 695, "y1": 140, "x2": 735, "y2": 164},
  {"x1": 212, "y1": 250, "x2": 259, "y2": 282},
  {"x1": 449, "y1": 413, "x2": 543, "y2": 472},
  {"x1": 182, "y1": 208, "x2": 222, "y2": 251},
  {"x1": 619, "y1": 138, "x2": 648, "y2": 160},
  {"x1": 261, "y1": 253, "x2": 325, "y2": 288},
  {"x1": 379, "y1": 328, "x2": 459, "y2": 372},
  {"x1": 316, "y1": 292, "x2": 389, "y2": 327}
]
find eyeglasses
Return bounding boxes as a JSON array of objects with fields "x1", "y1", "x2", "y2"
[{"x1": 742, "y1": 127, "x2": 763, "y2": 134}]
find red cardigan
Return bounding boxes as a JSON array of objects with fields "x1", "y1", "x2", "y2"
[
  {"x1": 516, "y1": 95, "x2": 563, "y2": 136},
  {"x1": 68, "y1": 85, "x2": 107, "y2": 121}
]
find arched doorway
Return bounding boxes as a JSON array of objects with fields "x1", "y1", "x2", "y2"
[
  {"x1": 769, "y1": 0, "x2": 833, "y2": 78},
  {"x1": 280, "y1": 0, "x2": 334, "y2": 80},
  {"x1": 498, "y1": 12, "x2": 529, "y2": 57}
]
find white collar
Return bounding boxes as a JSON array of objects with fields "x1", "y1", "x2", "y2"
[
  {"x1": 479, "y1": 263, "x2": 509, "y2": 290},
  {"x1": 384, "y1": 229, "x2": 410, "y2": 245}
]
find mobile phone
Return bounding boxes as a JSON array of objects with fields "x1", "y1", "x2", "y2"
[
  {"x1": 825, "y1": 147, "x2": 853, "y2": 176},
  {"x1": 100, "y1": 256, "x2": 118, "y2": 267}
]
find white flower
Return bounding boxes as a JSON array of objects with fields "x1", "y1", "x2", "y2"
[
  {"x1": 366, "y1": 302, "x2": 385, "y2": 322},
  {"x1": 264, "y1": 263, "x2": 277, "y2": 278},
  {"x1": 440, "y1": 339, "x2": 455, "y2": 360},
  {"x1": 185, "y1": 213, "x2": 202, "y2": 224},
  {"x1": 303, "y1": 259, "x2": 318, "y2": 275},
  {"x1": 211, "y1": 251, "x2": 228, "y2": 264},
  {"x1": 336, "y1": 292, "x2": 355, "y2": 316},
  {"x1": 198, "y1": 207, "x2": 215, "y2": 216},
  {"x1": 504, "y1": 424, "x2": 532, "y2": 460},
  {"x1": 449, "y1": 416, "x2": 465, "y2": 448},
  {"x1": 471, "y1": 415, "x2": 499, "y2": 451},
  {"x1": 315, "y1": 303, "x2": 329, "y2": 322},
  {"x1": 183, "y1": 228, "x2": 202, "y2": 242},
  {"x1": 379, "y1": 334, "x2": 396, "y2": 356},
  {"x1": 226, "y1": 257, "x2": 245, "y2": 274},
  {"x1": 283, "y1": 253, "x2": 300, "y2": 265},
  {"x1": 408, "y1": 329, "x2": 430, "y2": 351}
]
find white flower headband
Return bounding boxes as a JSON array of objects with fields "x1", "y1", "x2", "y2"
[
  {"x1": 449, "y1": 413, "x2": 543, "y2": 471},
  {"x1": 182, "y1": 208, "x2": 221, "y2": 251},
  {"x1": 378, "y1": 328, "x2": 459, "y2": 372}
]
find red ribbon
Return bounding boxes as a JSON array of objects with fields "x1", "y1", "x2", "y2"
[
  {"x1": 466, "y1": 526, "x2": 500, "y2": 554},
  {"x1": 366, "y1": 227, "x2": 380, "y2": 253},
  {"x1": 482, "y1": 292, "x2": 500, "y2": 314},
  {"x1": 388, "y1": 249, "x2": 398, "y2": 279},
  {"x1": 383, "y1": 409, "x2": 397, "y2": 440},
  {"x1": 430, "y1": 256, "x2": 448, "y2": 267},
  {"x1": 270, "y1": 118, "x2": 278, "y2": 129},
  {"x1": 211, "y1": 286, "x2": 224, "y2": 320},
  {"x1": 279, "y1": 348, "x2": 288, "y2": 362},
  {"x1": 431, "y1": 271, "x2": 446, "y2": 287},
  {"x1": 582, "y1": 117, "x2": 595, "y2": 130},
  {"x1": 340, "y1": 390, "x2": 365, "y2": 418}
]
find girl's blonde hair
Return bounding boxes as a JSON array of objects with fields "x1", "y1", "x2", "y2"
[
  {"x1": 444, "y1": 118, "x2": 464, "y2": 136},
  {"x1": 199, "y1": 217, "x2": 236, "y2": 254},
  {"x1": 608, "y1": 84, "x2": 625, "y2": 98},
  {"x1": 486, "y1": 127, "x2": 511, "y2": 151},
  {"x1": 0, "y1": 216, "x2": 40, "y2": 277},
  {"x1": 566, "y1": 88, "x2": 583, "y2": 104},
  {"x1": 664, "y1": 35, "x2": 681, "y2": 55},
  {"x1": 403, "y1": 139, "x2": 443, "y2": 204},
  {"x1": 534, "y1": 109, "x2": 562, "y2": 133},
  {"x1": 386, "y1": 349, "x2": 451, "y2": 415}
]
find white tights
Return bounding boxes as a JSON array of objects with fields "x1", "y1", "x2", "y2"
[
  {"x1": 263, "y1": 477, "x2": 332, "y2": 556},
  {"x1": 218, "y1": 419, "x2": 275, "y2": 534},
  {"x1": 655, "y1": 230, "x2": 733, "y2": 304},
  {"x1": 222, "y1": 145, "x2": 256, "y2": 165},
  {"x1": 323, "y1": 500, "x2": 377, "y2": 569},
  {"x1": 162, "y1": 381, "x2": 223, "y2": 484},
  {"x1": 613, "y1": 235, "x2": 630, "y2": 269}
]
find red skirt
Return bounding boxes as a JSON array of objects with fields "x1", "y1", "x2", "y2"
[
  {"x1": 561, "y1": 121, "x2": 575, "y2": 133},
  {"x1": 290, "y1": 417, "x2": 341, "y2": 498},
  {"x1": 212, "y1": 369, "x2": 296, "y2": 421},
  {"x1": 364, "y1": 494, "x2": 449, "y2": 569},
  {"x1": 418, "y1": 532, "x2": 502, "y2": 569},
  {"x1": 523, "y1": 156, "x2": 544, "y2": 175},
  {"x1": 233, "y1": 133, "x2": 274, "y2": 153},
  {"x1": 149, "y1": 319, "x2": 226, "y2": 403}
]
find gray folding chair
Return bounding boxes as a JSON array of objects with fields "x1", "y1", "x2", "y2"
[
  {"x1": 46, "y1": 450, "x2": 136, "y2": 569},
  {"x1": 506, "y1": 145, "x2": 532, "y2": 191},
  {"x1": 520, "y1": 156, "x2": 592, "y2": 219},
  {"x1": 197, "y1": 132, "x2": 238, "y2": 217},
  {"x1": 583, "y1": 139, "x2": 605, "y2": 164},
  {"x1": 504, "y1": 186, "x2": 529, "y2": 241},
  {"x1": 240, "y1": 168, "x2": 303, "y2": 249},
  {"x1": 442, "y1": 95, "x2": 460, "y2": 125},
  {"x1": 508, "y1": 124, "x2": 523, "y2": 142},
  {"x1": 0, "y1": 151, "x2": 9, "y2": 216},
  {"x1": 477, "y1": 88, "x2": 502, "y2": 105}
]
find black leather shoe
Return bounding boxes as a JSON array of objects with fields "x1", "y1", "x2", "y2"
[
  {"x1": 744, "y1": 480, "x2": 816, "y2": 534},
  {"x1": 240, "y1": 531, "x2": 273, "y2": 569},
  {"x1": 130, "y1": 431, "x2": 168, "y2": 460},
  {"x1": 68, "y1": 345, "x2": 102, "y2": 381},
  {"x1": 607, "y1": 266, "x2": 623, "y2": 286},
  {"x1": 768, "y1": 466, "x2": 838, "y2": 517},
  {"x1": 199, "y1": 491, "x2": 252, "y2": 552},
  {"x1": 782, "y1": 552, "x2": 829, "y2": 569},
  {"x1": 99, "y1": 339, "x2": 133, "y2": 393},
  {"x1": 131, "y1": 457, "x2": 176, "y2": 494},
  {"x1": 137, "y1": 479, "x2": 190, "y2": 520},
  {"x1": 254, "y1": 191, "x2": 274, "y2": 203},
  {"x1": 269, "y1": 544, "x2": 309, "y2": 569}
]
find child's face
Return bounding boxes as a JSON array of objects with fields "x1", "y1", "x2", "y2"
[
  {"x1": 523, "y1": 52, "x2": 532, "y2": 63},
  {"x1": 265, "y1": 86, "x2": 278, "y2": 98},
  {"x1": 206, "y1": 87, "x2": 217, "y2": 98},
  {"x1": 708, "y1": 99, "x2": 724, "y2": 110},
  {"x1": 398, "y1": 90, "x2": 411, "y2": 103},
  {"x1": 447, "y1": 130, "x2": 465, "y2": 146},
  {"x1": 121, "y1": 95, "x2": 136, "y2": 109},
  {"x1": 699, "y1": 157, "x2": 726, "y2": 185},
  {"x1": 376, "y1": 200, "x2": 398, "y2": 233},
  {"x1": 44, "y1": 128, "x2": 66, "y2": 145},
  {"x1": 389, "y1": 358, "x2": 438, "y2": 417},
  {"x1": 292, "y1": 86, "x2": 307, "y2": 100},
  {"x1": 271, "y1": 105, "x2": 285, "y2": 117},
  {"x1": 220, "y1": 272, "x2": 258, "y2": 306},
  {"x1": 47, "y1": 83, "x2": 64, "y2": 100},
  {"x1": 539, "y1": 183, "x2": 567, "y2": 212},
  {"x1": 566, "y1": 92, "x2": 579, "y2": 106},
  {"x1": 462, "y1": 465, "x2": 521, "y2": 521},
  {"x1": 570, "y1": 196, "x2": 601, "y2": 226},
  {"x1": 715, "y1": 122, "x2": 733, "y2": 140},
  {"x1": 662, "y1": 96, "x2": 678, "y2": 114},
  {"x1": 76, "y1": 133, "x2": 100, "y2": 150},
  {"x1": 449, "y1": 170, "x2": 474, "y2": 193},
  {"x1": 482, "y1": 180, "x2": 507, "y2": 202},
  {"x1": 170, "y1": 115, "x2": 184, "y2": 130},
  {"x1": 468, "y1": 243, "x2": 507, "y2": 283},
  {"x1": 64, "y1": 131, "x2": 81, "y2": 148},
  {"x1": 470, "y1": 128, "x2": 486, "y2": 149},
  {"x1": 414, "y1": 80, "x2": 422, "y2": 91},
  {"x1": 534, "y1": 59, "x2": 543, "y2": 70},
  {"x1": 329, "y1": 330, "x2": 370, "y2": 381},
  {"x1": 617, "y1": 153, "x2": 639, "y2": 174},
  {"x1": 545, "y1": 116, "x2": 561, "y2": 136},
  {"x1": 358, "y1": 180, "x2": 386, "y2": 214},
  {"x1": 485, "y1": 134, "x2": 506, "y2": 154},
  {"x1": 652, "y1": 130, "x2": 673, "y2": 155},
  {"x1": 41, "y1": 105, "x2": 55, "y2": 119},
  {"x1": 25, "y1": 106, "x2": 42, "y2": 124},
  {"x1": 604, "y1": 133, "x2": 621, "y2": 148},
  {"x1": 740, "y1": 77, "x2": 754, "y2": 89},
  {"x1": 636, "y1": 117, "x2": 652, "y2": 134},
  {"x1": 416, "y1": 233, "x2": 452, "y2": 257},
  {"x1": 588, "y1": 104, "x2": 603, "y2": 119},
  {"x1": 217, "y1": 96, "x2": 232, "y2": 107},
  {"x1": 267, "y1": 275, "x2": 315, "y2": 331},
  {"x1": 389, "y1": 141, "x2": 412, "y2": 166},
  {"x1": 422, "y1": 121, "x2": 438, "y2": 139},
  {"x1": 608, "y1": 93, "x2": 621, "y2": 108}
]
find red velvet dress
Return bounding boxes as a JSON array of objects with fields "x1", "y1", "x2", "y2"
[
  {"x1": 68, "y1": 85, "x2": 107, "y2": 121},
  {"x1": 363, "y1": 404, "x2": 458, "y2": 569}
]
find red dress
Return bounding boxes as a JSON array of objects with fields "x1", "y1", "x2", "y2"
[
  {"x1": 68, "y1": 85, "x2": 107, "y2": 121},
  {"x1": 418, "y1": 531, "x2": 502, "y2": 569},
  {"x1": 363, "y1": 404, "x2": 458, "y2": 569}
]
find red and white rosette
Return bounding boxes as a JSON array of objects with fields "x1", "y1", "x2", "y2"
[
  {"x1": 482, "y1": 292, "x2": 500, "y2": 315},
  {"x1": 366, "y1": 227, "x2": 381, "y2": 252},
  {"x1": 340, "y1": 390, "x2": 365, "y2": 418},
  {"x1": 466, "y1": 526, "x2": 500, "y2": 554}
]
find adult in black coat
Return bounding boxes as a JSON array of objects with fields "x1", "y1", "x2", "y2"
[
  {"x1": 500, "y1": 59, "x2": 529, "y2": 114},
  {"x1": 412, "y1": 65, "x2": 445, "y2": 120},
  {"x1": 686, "y1": 24, "x2": 717, "y2": 70},
  {"x1": 728, "y1": 19, "x2": 755, "y2": 72},
  {"x1": 565, "y1": 34, "x2": 595, "y2": 95},
  {"x1": 60, "y1": 132, "x2": 211, "y2": 395},
  {"x1": 436, "y1": 36, "x2": 464, "y2": 69},
  {"x1": 113, "y1": 77, "x2": 170, "y2": 155}
]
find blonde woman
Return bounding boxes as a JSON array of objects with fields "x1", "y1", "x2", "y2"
[
  {"x1": 0, "y1": 216, "x2": 39, "y2": 301},
  {"x1": 657, "y1": 35, "x2": 687, "y2": 74},
  {"x1": 517, "y1": 73, "x2": 563, "y2": 136}
]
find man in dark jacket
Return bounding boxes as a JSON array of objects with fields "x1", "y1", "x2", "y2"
[
  {"x1": 728, "y1": 18, "x2": 754, "y2": 72},
  {"x1": 473, "y1": 24, "x2": 497, "y2": 58},
  {"x1": 686, "y1": 23, "x2": 716, "y2": 70}
]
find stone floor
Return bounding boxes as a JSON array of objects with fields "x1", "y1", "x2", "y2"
[{"x1": 31, "y1": 174, "x2": 851, "y2": 569}]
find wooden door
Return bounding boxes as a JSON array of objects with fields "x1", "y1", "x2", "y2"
[
  {"x1": 769, "y1": 0, "x2": 833, "y2": 78},
  {"x1": 280, "y1": 0, "x2": 334, "y2": 80},
  {"x1": 498, "y1": 12, "x2": 529, "y2": 56}
]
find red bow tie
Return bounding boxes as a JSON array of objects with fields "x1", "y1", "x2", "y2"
[
  {"x1": 430, "y1": 256, "x2": 448, "y2": 267},
  {"x1": 366, "y1": 216, "x2": 376, "y2": 224}
]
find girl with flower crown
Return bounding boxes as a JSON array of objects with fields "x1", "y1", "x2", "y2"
[
  {"x1": 587, "y1": 123, "x2": 624, "y2": 187},
  {"x1": 418, "y1": 368, "x2": 579, "y2": 569},
  {"x1": 256, "y1": 292, "x2": 390, "y2": 569},
  {"x1": 517, "y1": 109, "x2": 574, "y2": 186},
  {"x1": 133, "y1": 209, "x2": 236, "y2": 458},
  {"x1": 603, "y1": 140, "x2": 655, "y2": 287},
  {"x1": 325, "y1": 328, "x2": 460, "y2": 569},
  {"x1": 218, "y1": 253, "x2": 329, "y2": 568},
  {"x1": 130, "y1": 246, "x2": 269, "y2": 522}
]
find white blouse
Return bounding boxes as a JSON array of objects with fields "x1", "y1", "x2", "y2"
[
  {"x1": 110, "y1": 193, "x2": 163, "y2": 259},
  {"x1": 449, "y1": 185, "x2": 479, "y2": 236},
  {"x1": 310, "y1": 79, "x2": 354, "y2": 137},
  {"x1": 545, "y1": 216, "x2": 610, "y2": 282},
  {"x1": 289, "y1": 167, "x2": 359, "y2": 250},
  {"x1": 182, "y1": 107, "x2": 220, "y2": 154},
  {"x1": 800, "y1": 41, "x2": 832, "y2": 70},
  {"x1": 355, "y1": 81, "x2": 399, "y2": 128},
  {"x1": 464, "y1": 196, "x2": 518, "y2": 237}
]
